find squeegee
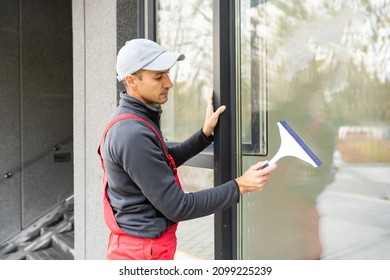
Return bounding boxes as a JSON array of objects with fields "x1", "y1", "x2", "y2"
[{"x1": 262, "y1": 120, "x2": 322, "y2": 170}]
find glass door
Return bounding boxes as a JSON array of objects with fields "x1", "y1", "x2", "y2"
[
  {"x1": 238, "y1": 0, "x2": 390, "y2": 259},
  {"x1": 155, "y1": 0, "x2": 215, "y2": 260}
]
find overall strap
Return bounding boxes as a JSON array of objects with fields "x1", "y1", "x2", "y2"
[
  {"x1": 97, "y1": 113, "x2": 178, "y2": 178},
  {"x1": 97, "y1": 114, "x2": 182, "y2": 237}
]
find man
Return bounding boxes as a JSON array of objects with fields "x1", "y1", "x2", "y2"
[{"x1": 98, "y1": 39, "x2": 276, "y2": 260}]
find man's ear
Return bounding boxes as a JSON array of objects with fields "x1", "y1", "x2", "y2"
[{"x1": 124, "y1": 75, "x2": 137, "y2": 89}]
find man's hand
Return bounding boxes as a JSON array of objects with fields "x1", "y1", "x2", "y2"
[
  {"x1": 235, "y1": 161, "x2": 277, "y2": 195},
  {"x1": 202, "y1": 91, "x2": 226, "y2": 137}
]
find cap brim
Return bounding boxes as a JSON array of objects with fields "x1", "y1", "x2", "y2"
[{"x1": 142, "y1": 52, "x2": 185, "y2": 71}]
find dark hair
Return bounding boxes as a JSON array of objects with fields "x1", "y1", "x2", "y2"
[
  {"x1": 132, "y1": 70, "x2": 143, "y2": 80},
  {"x1": 123, "y1": 70, "x2": 143, "y2": 88}
]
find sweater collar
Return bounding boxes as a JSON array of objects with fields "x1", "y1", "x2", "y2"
[{"x1": 119, "y1": 91, "x2": 162, "y2": 126}]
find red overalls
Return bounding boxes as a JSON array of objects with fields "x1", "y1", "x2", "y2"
[{"x1": 97, "y1": 114, "x2": 181, "y2": 260}]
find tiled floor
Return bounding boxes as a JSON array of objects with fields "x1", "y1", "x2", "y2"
[{"x1": 175, "y1": 214, "x2": 214, "y2": 260}]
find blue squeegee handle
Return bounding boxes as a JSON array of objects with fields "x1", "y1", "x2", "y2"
[{"x1": 260, "y1": 163, "x2": 269, "y2": 170}]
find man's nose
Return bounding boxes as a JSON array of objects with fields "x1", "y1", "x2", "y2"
[{"x1": 163, "y1": 75, "x2": 173, "y2": 88}]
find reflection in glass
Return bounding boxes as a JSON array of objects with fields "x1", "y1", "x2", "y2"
[
  {"x1": 239, "y1": 0, "x2": 390, "y2": 259},
  {"x1": 156, "y1": 0, "x2": 215, "y2": 260},
  {"x1": 239, "y1": 0, "x2": 268, "y2": 155},
  {"x1": 156, "y1": 0, "x2": 213, "y2": 141},
  {"x1": 175, "y1": 166, "x2": 214, "y2": 260}
]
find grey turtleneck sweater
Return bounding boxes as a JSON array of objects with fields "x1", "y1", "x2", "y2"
[{"x1": 101, "y1": 92, "x2": 239, "y2": 238}]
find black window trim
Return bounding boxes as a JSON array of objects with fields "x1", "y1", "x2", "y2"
[{"x1": 213, "y1": 0, "x2": 237, "y2": 260}]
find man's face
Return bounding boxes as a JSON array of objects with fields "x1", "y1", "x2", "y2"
[{"x1": 131, "y1": 70, "x2": 173, "y2": 108}]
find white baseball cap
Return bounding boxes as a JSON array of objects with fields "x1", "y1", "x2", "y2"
[{"x1": 116, "y1": 39, "x2": 185, "y2": 81}]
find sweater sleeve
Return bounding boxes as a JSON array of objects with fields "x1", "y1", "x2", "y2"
[
  {"x1": 109, "y1": 120, "x2": 239, "y2": 222},
  {"x1": 168, "y1": 129, "x2": 213, "y2": 167}
]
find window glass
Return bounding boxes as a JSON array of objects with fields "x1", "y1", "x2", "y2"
[
  {"x1": 239, "y1": 0, "x2": 268, "y2": 155},
  {"x1": 156, "y1": 0, "x2": 213, "y2": 141},
  {"x1": 156, "y1": 0, "x2": 214, "y2": 260},
  {"x1": 175, "y1": 166, "x2": 214, "y2": 260},
  {"x1": 239, "y1": 0, "x2": 390, "y2": 259}
]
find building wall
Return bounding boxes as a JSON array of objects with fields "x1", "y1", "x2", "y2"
[
  {"x1": 72, "y1": 0, "x2": 138, "y2": 259},
  {"x1": 0, "y1": 0, "x2": 21, "y2": 244},
  {"x1": 0, "y1": 0, "x2": 73, "y2": 245}
]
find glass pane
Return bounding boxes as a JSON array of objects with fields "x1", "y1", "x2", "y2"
[
  {"x1": 239, "y1": 0, "x2": 268, "y2": 155},
  {"x1": 239, "y1": 0, "x2": 390, "y2": 259},
  {"x1": 175, "y1": 166, "x2": 214, "y2": 260},
  {"x1": 156, "y1": 0, "x2": 215, "y2": 260},
  {"x1": 156, "y1": 0, "x2": 213, "y2": 141}
]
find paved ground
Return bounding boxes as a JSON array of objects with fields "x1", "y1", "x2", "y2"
[
  {"x1": 175, "y1": 163, "x2": 390, "y2": 260},
  {"x1": 175, "y1": 214, "x2": 214, "y2": 260},
  {"x1": 317, "y1": 163, "x2": 390, "y2": 259}
]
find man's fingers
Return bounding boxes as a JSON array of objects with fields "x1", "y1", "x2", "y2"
[
  {"x1": 208, "y1": 105, "x2": 226, "y2": 126},
  {"x1": 252, "y1": 161, "x2": 268, "y2": 170},
  {"x1": 251, "y1": 161, "x2": 277, "y2": 173},
  {"x1": 214, "y1": 105, "x2": 226, "y2": 116},
  {"x1": 206, "y1": 92, "x2": 214, "y2": 116}
]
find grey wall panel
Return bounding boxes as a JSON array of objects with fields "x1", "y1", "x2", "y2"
[
  {"x1": 0, "y1": 0, "x2": 19, "y2": 32},
  {"x1": 116, "y1": 0, "x2": 138, "y2": 101},
  {"x1": 0, "y1": 173, "x2": 21, "y2": 243},
  {"x1": 73, "y1": 0, "x2": 117, "y2": 260},
  {"x1": 83, "y1": 0, "x2": 117, "y2": 260},
  {"x1": 0, "y1": 29, "x2": 21, "y2": 243},
  {"x1": 73, "y1": 0, "x2": 139, "y2": 259},
  {"x1": 117, "y1": 0, "x2": 138, "y2": 51},
  {"x1": 20, "y1": 0, "x2": 73, "y2": 227},
  {"x1": 0, "y1": 34, "x2": 20, "y2": 166},
  {"x1": 72, "y1": 0, "x2": 87, "y2": 259},
  {"x1": 22, "y1": 96, "x2": 73, "y2": 226},
  {"x1": 0, "y1": 0, "x2": 73, "y2": 244},
  {"x1": 21, "y1": 0, "x2": 73, "y2": 98}
]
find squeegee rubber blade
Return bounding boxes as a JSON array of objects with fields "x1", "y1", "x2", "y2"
[{"x1": 279, "y1": 120, "x2": 322, "y2": 167}]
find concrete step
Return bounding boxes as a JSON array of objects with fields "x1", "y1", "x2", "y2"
[
  {"x1": 0, "y1": 243, "x2": 17, "y2": 256},
  {"x1": 26, "y1": 231, "x2": 75, "y2": 260},
  {"x1": 26, "y1": 247, "x2": 65, "y2": 260},
  {"x1": 0, "y1": 197, "x2": 74, "y2": 260},
  {"x1": 52, "y1": 231, "x2": 74, "y2": 260}
]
